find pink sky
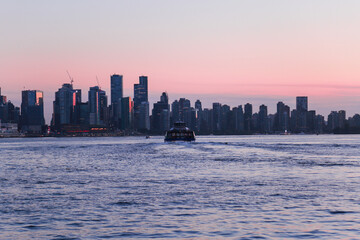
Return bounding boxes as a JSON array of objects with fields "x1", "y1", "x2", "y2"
[{"x1": 1, "y1": 1, "x2": 360, "y2": 121}]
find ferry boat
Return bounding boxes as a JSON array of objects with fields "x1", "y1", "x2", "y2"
[{"x1": 165, "y1": 122, "x2": 196, "y2": 142}]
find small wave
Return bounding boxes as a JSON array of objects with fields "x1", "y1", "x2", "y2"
[
  {"x1": 328, "y1": 210, "x2": 355, "y2": 214},
  {"x1": 112, "y1": 201, "x2": 136, "y2": 206},
  {"x1": 23, "y1": 225, "x2": 44, "y2": 229}
]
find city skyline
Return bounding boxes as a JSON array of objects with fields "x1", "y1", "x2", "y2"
[
  {"x1": 1, "y1": 1, "x2": 360, "y2": 120},
  {"x1": 1, "y1": 80, "x2": 359, "y2": 124},
  {"x1": 2, "y1": 77, "x2": 359, "y2": 136}
]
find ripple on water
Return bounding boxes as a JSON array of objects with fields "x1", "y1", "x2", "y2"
[{"x1": 1, "y1": 136, "x2": 360, "y2": 239}]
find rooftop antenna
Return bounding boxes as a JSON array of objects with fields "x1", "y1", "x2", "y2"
[{"x1": 66, "y1": 70, "x2": 74, "y2": 87}]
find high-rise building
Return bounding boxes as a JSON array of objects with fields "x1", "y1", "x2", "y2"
[
  {"x1": 120, "y1": 97, "x2": 133, "y2": 130},
  {"x1": 0, "y1": 88, "x2": 7, "y2": 105},
  {"x1": 327, "y1": 111, "x2": 339, "y2": 131},
  {"x1": 151, "y1": 92, "x2": 170, "y2": 133},
  {"x1": 20, "y1": 90, "x2": 45, "y2": 134},
  {"x1": 233, "y1": 105, "x2": 244, "y2": 133},
  {"x1": 212, "y1": 102, "x2": 221, "y2": 133},
  {"x1": 89, "y1": 86, "x2": 107, "y2": 126},
  {"x1": 171, "y1": 100, "x2": 180, "y2": 124},
  {"x1": 296, "y1": 96, "x2": 308, "y2": 112},
  {"x1": 195, "y1": 100, "x2": 202, "y2": 132},
  {"x1": 338, "y1": 110, "x2": 346, "y2": 129},
  {"x1": 133, "y1": 76, "x2": 149, "y2": 131},
  {"x1": 244, "y1": 103, "x2": 252, "y2": 132},
  {"x1": 111, "y1": 74, "x2": 123, "y2": 104},
  {"x1": 110, "y1": 74, "x2": 123, "y2": 128},
  {"x1": 0, "y1": 89, "x2": 20, "y2": 125},
  {"x1": 138, "y1": 101, "x2": 150, "y2": 130},
  {"x1": 134, "y1": 76, "x2": 148, "y2": 108},
  {"x1": 306, "y1": 110, "x2": 316, "y2": 132},
  {"x1": 258, "y1": 104, "x2": 268, "y2": 133},
  {"x1": 52, "y1": 84, "x2": 82, "y2": 131},
  {"x1": 275, "y1": 102, "x2": 290, "y2": 132},
  {"x1": 296, "y1": 96, "x2": 308, "y2": 132}
]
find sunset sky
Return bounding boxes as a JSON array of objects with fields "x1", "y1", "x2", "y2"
[{"x1": 1, "y1": 0, "x2": 360, "y2": 122}]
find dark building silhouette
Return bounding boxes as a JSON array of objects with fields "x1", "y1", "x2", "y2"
[
  {"x1": 232, "y1": 105, "x2": 244, "y2": 133},
  {"x1": 52, "y1": 83, "x2": 81, "y2": 131},
  {"x1": 212, "y1": 103, "x2": 221, "y2": 133},
  {"x1": 120, "y1": 97, "x2": 133, "y2": 130},
  {"x1": 89, "y1": 86, "x2": 107, "y2": 126},
  {"x1": 195, "y1": 100, "x2": 202, "y2": 132},
  {"x1": 171, "y1": 100, "x2": 180, "y2": 125},
  {"x1": 20, "y1": 90, "x2": 45, "y2": 134},
  {"x1": 0, "y1": 88, "x2": 20, "y2": 125},
  {"x1": 258, "y1": 104, "x2": 269, "y2": 133},
  {"x1": 110, "y1": 74, "x2": 123, "y2": 128},
  {"x1": 275, "y1": 101, "x2": 290, "y2": 132},
  {"x1": 244, "y1": 103, "x2": 252, "y2": 132},
  {"x1": 151, "y1": 92, "x2": 170, "y2": 133},
  {"x1": 295, "y1": 96, "x2": 308, "y2": 132},
  {"x1": 133, "y1": 76, "x2": 149, "y2": 131}
]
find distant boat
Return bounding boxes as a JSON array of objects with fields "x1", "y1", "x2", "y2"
[
  {"x1": 164, "y1": 122, "x2": 195, "y2": 142},
  {"x1": 145, "y1": 135, "x2": 150, "y2": 139}
]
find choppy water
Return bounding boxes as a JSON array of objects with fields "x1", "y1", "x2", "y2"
[{"x1": 1, "y1": 135, "x2": 360, "y2": 239}]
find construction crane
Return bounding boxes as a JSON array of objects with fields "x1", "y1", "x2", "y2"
[
  {"x1": 96, "y1": 76, "x2": 101, "y2": 89},
  {"x1": 66, "y1": 70, "x2": 74, "y2": 87}
]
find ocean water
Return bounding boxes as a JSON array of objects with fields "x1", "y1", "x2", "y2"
[{"x1": 1, "y1": 135, "x2": 360, "y2": 239}]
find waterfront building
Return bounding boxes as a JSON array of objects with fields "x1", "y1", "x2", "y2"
[
  {"x1": 195, "y1": 100, "x2": 202, "y2": 133},
  {"x1": 275, "y1": 102, "x2": 290, "y2": 132},
  {"x1": 183, "y1": 107, "x2": 196, "y2": 132},
  {"x1": 295, "y1": 96, "x2": 308, "y2": 132},
  {"x1": 221, "y1": 104, "x2": 231, "y2": 133},
  {"x1": 338, "y1": 110, "x2": 346, "y2": 129},
  {"x1": 212, "y1": 103, "x2": 221, "y2": 133},
  {"x1": 151, "y1": 92, "x2": 170, "y2": 133},
  {"x1": 315, "y1": 114, "x2": 325, "y2": 133},
  {"x1": 233, "y1": 105, "x2": 244, "y2": 133},
  {"x1": 244, "y1": 103, "x2": 252, "y2": 132},
  {"x1": 89, "y1": 86, "x2": 107, "y2": 126},
  {"x1": 306, "y1": 110, "x2": 316, "y2": 132},
  {"x1": 171, "y1": 100, "x2": 180, "y2": 125},
  {"x1": 120, "y1": 97, "x2": 133, "y2": 130},
  {"x1": 20, "y1": 90, "x2": 45, "y2": 134},
  {"x1": 0, "y1": 88, "x2": 20, "y2": 125},
  {"x1": 178, "y1": 98, "x2": 190, "y2": 122},
  {"x1": 52, "y1": 83, "x2": 81, "y2": 131},
  {"x1": 138, "y1": 101, "x2": 150, "y2": 131},
  {"x1": 133, "y1": 76, "x2": 149, "y2": 131},
  {"x1": 258, "y1": 104, "x2": 268, "y2": 133},
  {"x1": 110, "y1": 74, "x2": 123, "y2": 128}
]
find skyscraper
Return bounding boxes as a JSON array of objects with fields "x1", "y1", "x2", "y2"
[
  {"x1": 296, "y1": 96, "x2": 308, "y2": 112},
  {"x1": 133, "y1": 76, "x2": 149, "y2": 131},
  {"x1": 89, "y1": 86, "x2": 107, "y2": 126},
  {"x1": 212, "y1": 102, "x2": 221, "y2": 133},
  {"x1": 244, "y1": 103, "x2": 253, "y2": 132},
  {"x1": 0, "y1": 88, "x2": 20, "y2": 125},
  {"x1": 120, "y1": 97, "x2": 133, "y2": 130},
  {"x1": 134, "y1": 76, "x2": 148, "y2": 108},
  {"x1": 20, "y1": 90, "x2": 45, "y2": 134},
  {"x1": 139, "y1": 101, "x2": 150, "y2": 130},
  {"x1": 111, "y1": 74, "x2": 123, "y2": 104},
  {"x1": 151, "y1": 92, "x2": 170, "y2": 133},
  {"x1": 52, "y1": 83, "x2": 81, "y2": 131},
  {"x1": 258, "y1": 104, "x2": 268, "y2": 133},
  {"x1": 275, "y1": 101, "x2": 290, "y2": 132},
  {"x1": 296, "y1": 96, "x2": 308, "y2": 132},
  {"x1": 233, "y1": 105, "x2": 244, "y2": 133},
  {"x1": 110, "y1": 74, "x2": 123, "y2": 127}
]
